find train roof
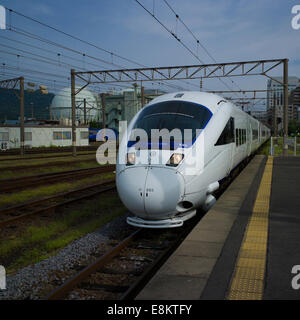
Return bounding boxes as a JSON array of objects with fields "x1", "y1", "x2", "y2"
[
  {"x1": 145, "y1": 91, "x2": 270, "y2": 129},
  {"x1": 147, "y1": 91, "x2": 228, "y2": 114}
]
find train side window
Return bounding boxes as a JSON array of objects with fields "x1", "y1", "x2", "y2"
[
  {"x1": 215, "y1": 117, "x2": 235, "y2": 146},
  {"x1": 235, "y1": 128, "x2": 239, "y2": 146},
  {"x1": 252, "y1": 129, "x2": 258, "y2": 141},
  {"x1": 239, "y1": 129, "x2": 242, "y2": 145}
]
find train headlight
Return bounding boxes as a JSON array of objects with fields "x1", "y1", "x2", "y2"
[
  {"x1": 126, "y1": 152, "x2": 136, "y2": 165},
  {"x1": 166, "y1": 153, "x2": 184, "y2": 167}
]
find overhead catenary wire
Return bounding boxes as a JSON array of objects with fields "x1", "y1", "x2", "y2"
[
  {"x1": 0, "y1": 68, "x2": 175, "y2": 100},
  {"x1": 0, "y1": 64, "x2": 180, "y2": 95},
  {"x1": 6, "y1": 7, "x2": 148, "y2": 68},
  {"x1": 0, "y1": 45, "x2": 88, "y2": 71},
  {"x1": 134, "y1": 0, "x2": 243, "y2": 97},
  {"x1": 2, "y1": 4, "x2": 256, "y2": 101},
  {"x1": 8, "y1": 26, "x2": 188, "y2": 91},
  {"x1": 0, "y1": 35, "x2": 109, "y2": 71},
  {"x1": 9, "y1": 25, "x2": 122, "y2": 69},
  {"x1": 5, "y1": 10, "x2": 200, "y2": 91},
  {"x1": 161, "y1": 0, "x2": 243, "y2": 92}
]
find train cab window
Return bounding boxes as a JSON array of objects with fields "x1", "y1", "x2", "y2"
[
  {"x1": 131, "y1": 100, "x2": 212, "y2": 147},
  {"x1": 215, "y1": 117, "x2": 234, "y2": 146}
]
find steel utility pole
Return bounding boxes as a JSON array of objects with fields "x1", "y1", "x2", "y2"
[
  {"x1": 100, "y1": 93, "x2": 106, "y2": 129},
  {"x1": 273, "y1": 93, "x2": 278, "y2": 137},
  {"x1": 30, "y1": 102, "x2": 34, "y2": 118},
  {"x1": 83, "y1": 98, "x2": 87, "y2": 125},
  {"x1": 283, "y1": 59, "x2": 289, "y2": 155},
  {"x1": 20, "y1": 77, "x2": 25, "y2": 156},
  {"x1": 71, "y1": 69, "x2": 76, "y2": 156},
  {"x1": 141, "y1": 85, "x2": 145, "y2": 107}
]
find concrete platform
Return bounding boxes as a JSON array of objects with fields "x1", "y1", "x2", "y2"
[
  {"x1": 136, "y1": 155, "x2": 267, "y2": 300},
  {"x1": 136, "y1": 155, "x2": 300, "y2": 300}
]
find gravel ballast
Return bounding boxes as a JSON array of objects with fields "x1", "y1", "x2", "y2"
[{"x1": 0, "y1": 214, "x2": 136, "y2": 300}]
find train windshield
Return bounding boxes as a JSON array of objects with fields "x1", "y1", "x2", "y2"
[{"x1": 130, "y1": 100, "x2": 212, "y2": 147}]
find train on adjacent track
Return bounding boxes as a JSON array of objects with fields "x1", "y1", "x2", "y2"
[{"x1": 116, "y1": 91, "x2": 270, "y2": 228}]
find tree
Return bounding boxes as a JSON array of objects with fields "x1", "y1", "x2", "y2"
[{"x1": 288, "y1": 120, "x2": 300, "y2": 135}]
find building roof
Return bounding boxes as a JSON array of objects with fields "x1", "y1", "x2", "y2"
[{"x1": 0, "y1": 124, "x2": 88, "y2": 128}]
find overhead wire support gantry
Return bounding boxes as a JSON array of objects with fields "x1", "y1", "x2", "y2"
[
  {"x1": 73, "y1": 59, "x2": 286, "y2": 84},
  {"x1": 70, "y1": 58, "x2": 289, "y2": 155}
]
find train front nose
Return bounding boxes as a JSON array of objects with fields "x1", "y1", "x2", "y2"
[{"x1": 116, "y1": 166, "x2": 185, "y2": 220}]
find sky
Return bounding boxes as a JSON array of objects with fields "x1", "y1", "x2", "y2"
[{"x1": 0, "y1": 0, "x2": 300, "y2": 110}]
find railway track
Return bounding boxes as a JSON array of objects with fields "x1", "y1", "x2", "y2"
[
  {"x1": 0, "y1": 179, "x2": 116, "y2": 228},
  {"x1": 0, "y1": 145, "x2": 99, "y2": 156},
  {"x1": 46, "y1": 219, "x2": 199, "y2": 300},
  {"x1": 0, "y1": 151, "x2": 96, "y2": 162},
  {"x1": 0, "y1": 165, "x2": 115, "y2": 193},
  {"x1": 44, "y1": 155, "x2": 257, "y2": 300},
  {"x1": 0, "y1": 157, "x2": 97, "y2": 172}
]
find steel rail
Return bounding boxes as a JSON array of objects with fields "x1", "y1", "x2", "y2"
[
  {"x1": 46, "y1": 229, "x2": 142, "y2": 300},
  {"x1": 0, "y1": 179, "x2": 116, "y2": 228},
  {"x1": 0, "y1": 165, "x2": 115, "y2": 193},
  {"x1": 0, "y1": 145, "x2": 99, "y2": 156},
  {"x1": 0, "y1": 157, "x2": 97, "y2": 172},
  {"x1": 0, "y1": 151, "x2": 96, "y2": 162}
]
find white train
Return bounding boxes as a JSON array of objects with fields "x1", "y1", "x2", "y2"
[{"x1": 116, "y1": 92, "x2": 270, "y2": 228}]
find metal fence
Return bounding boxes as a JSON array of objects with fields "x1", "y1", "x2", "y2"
[{"x1": 270, "y1": 136, "x2": 299, "y2": 156}]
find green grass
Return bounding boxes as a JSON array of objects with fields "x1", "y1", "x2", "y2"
[
  {"x1": 0, "y1": 161, "x2": 99, "y2": 179},
  {"x1": 0, "y1": 172, "x2": 114, "y2": 208},
  {"x1": 0, "y1": 153, "x2": 96, "y2": 169},
  {"x1": 257, "y1": 137, "x2": 299, "y2": 156},
  {"x1": 0, "y1": 151, "x2": 95, "y2": 161},
  {"x1": 272, "y1": 137, "x2": 298, "y2": 155},
  {"x1": 257, "y1": 139, "x2": 271, "y2": 155},
  {"x1": 0, "y1": 193, "x2": 126, "y2": 273}
]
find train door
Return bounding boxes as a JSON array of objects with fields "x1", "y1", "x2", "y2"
[
  {"x1": 247, "y1": 120, "x2": 252, "y2": 156},
  {"x1": 228, "y1": 117, "x2": 235, "y2": 174},
  {"x1": 215, "y1": 117, "x2": 235, "y2": 176}
]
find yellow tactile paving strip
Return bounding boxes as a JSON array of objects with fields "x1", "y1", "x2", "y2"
[{"x1": 227, "y1": 156, "x2": 273, "y2": 300}]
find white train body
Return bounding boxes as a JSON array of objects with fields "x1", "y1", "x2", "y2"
[{"x1": 116, "y1": 92, "x2": 270, "y2": 228}]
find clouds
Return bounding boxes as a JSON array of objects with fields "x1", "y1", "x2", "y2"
[
  {"x1": 30, "y1": 3, "x2": 54, "y2": 16},
  {"x1": 0, "y1": 0, "x2": 299, "y2": 98},
  {"x1": 115, "y1": 0, "x2": 298, "y2": 66}
]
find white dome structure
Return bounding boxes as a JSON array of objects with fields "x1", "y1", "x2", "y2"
[{"x1": 51, "y1": 87, "x2": 100, "y2": 123}]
